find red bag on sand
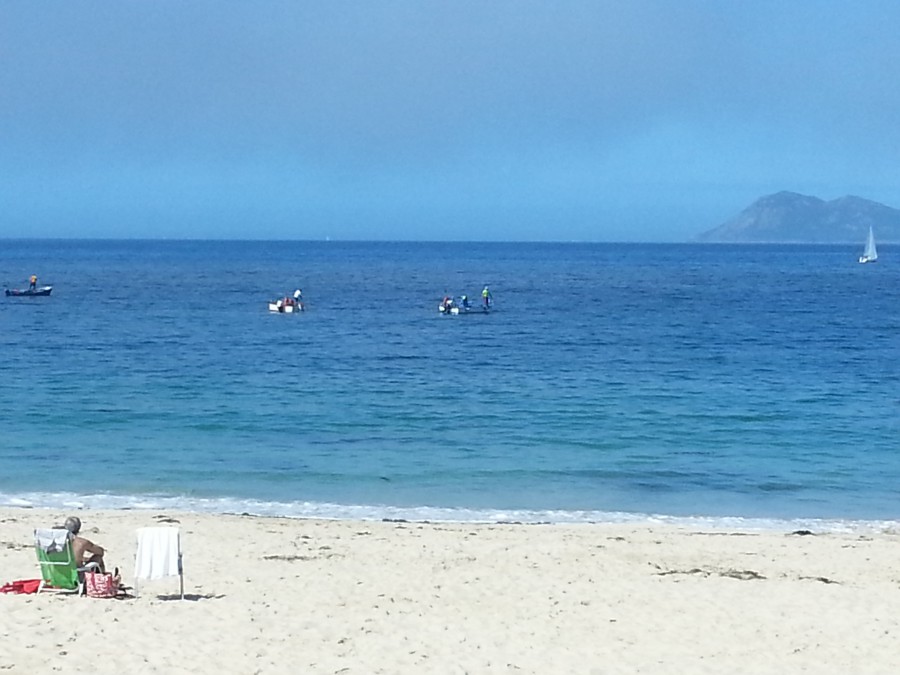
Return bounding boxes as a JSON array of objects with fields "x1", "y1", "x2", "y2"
[
  {"x1": 85, "y1": 572, "x2": 120, "y2": 598},
  {"x1": 0, "y1": 579, "x2": 41, "y2": 594}
]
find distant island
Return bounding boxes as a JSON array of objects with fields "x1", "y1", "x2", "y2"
[{"x1": 696, "y1": 191, "x2": 900, "y2": 243}]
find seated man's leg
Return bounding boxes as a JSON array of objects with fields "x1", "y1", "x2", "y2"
[{"x1": 84, "y1": 552, "x2": 105, "y2": 573}]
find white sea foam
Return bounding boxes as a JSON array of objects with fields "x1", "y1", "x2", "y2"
[{"x1": 2, "y1": 490, "x2": 897, "y2": 535}]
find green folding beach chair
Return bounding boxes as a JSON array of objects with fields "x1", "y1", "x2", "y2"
[{"x1": 34, "y1": 528, "x2": 100, "y2": 594}]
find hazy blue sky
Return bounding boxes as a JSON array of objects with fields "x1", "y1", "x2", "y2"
[{"x1": 2, "y1": 1, "x2": 898, "y2": 241}]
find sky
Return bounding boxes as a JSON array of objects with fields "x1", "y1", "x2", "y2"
[{"x1": 2, "y1": 1, "x2": 899, "y2": 242}]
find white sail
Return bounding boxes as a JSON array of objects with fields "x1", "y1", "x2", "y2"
[{"x1": 859, "y1": 227, "x2": 878, "y2": 263}]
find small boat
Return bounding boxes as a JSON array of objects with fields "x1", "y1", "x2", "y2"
[
  {"x1": 439, "y1": 303, "x2": 490, "y2": 315},
  {"x1": 268, "y1": 297, "x2": 304, "y2": 313},
  {"x1": 858, "y1": 226, "x2": 878, "y2": 264},
  {"x1": 5, "y1": 285, "x2": 53, "y2": 297}
]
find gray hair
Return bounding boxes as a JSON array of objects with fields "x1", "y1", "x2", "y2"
[{"x1": 64, "y1": 516, "x2": 81, "y2": 535}]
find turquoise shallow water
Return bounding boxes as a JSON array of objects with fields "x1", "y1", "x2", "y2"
[{"x1": 2, "y1": 240, "x2": 898, "y2": 527}]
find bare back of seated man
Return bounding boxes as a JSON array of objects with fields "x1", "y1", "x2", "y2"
[{"x1": 64, "y1": 516, "x2": 106, "y2": 573}]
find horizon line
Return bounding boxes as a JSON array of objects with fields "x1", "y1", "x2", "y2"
[{"x1": 0, "y1": 237, "x2": 881, "y2": 245}]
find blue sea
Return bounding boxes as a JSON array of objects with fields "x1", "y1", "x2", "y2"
[{"x1": 2, "y1": 240, "x2": 898, "y2": 530}]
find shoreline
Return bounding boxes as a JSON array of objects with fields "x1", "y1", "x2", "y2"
[
  {"x1": 2, "y1": 493, "x2": 899, "y2": 534},
  {"x1": 2, "y1": 506, "x2": 899, "y2": 672}
]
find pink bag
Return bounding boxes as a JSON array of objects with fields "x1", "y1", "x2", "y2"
[{"x1": 84, "y1": 571, "x2": 120, "y2": 598}]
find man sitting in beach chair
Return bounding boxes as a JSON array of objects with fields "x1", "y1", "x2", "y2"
[
  {"x1": 63, "y1": 516, "x2": 106, "y2": 572},
  {"x1": 34, "y1": 520, "x2": 103, "y2": 594}
]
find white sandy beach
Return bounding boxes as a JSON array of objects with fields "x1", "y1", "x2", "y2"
[{"x1": 1, "y1": 507, "x2": 899, "y2": 673}]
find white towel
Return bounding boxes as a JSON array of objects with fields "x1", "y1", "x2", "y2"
[
  {"x1": 134, "y1": 527, "x2": 182, "y2": 580},
  {"x1": 35, "y1": 528, "x2": 71, "y2": 553}
]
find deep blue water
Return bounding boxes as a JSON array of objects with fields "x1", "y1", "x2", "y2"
[{"x1": 2, "y1": 240, "x2": 898, "y2": 527}]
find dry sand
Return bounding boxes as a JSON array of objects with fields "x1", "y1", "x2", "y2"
[{"x1": 1, "y1": 507, "x2": 899, "y2": 673}]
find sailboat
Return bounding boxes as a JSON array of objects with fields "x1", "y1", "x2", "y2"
[{"x1": 858, "y1": 226, "x2": 878, "y2": 264}]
